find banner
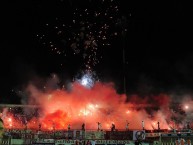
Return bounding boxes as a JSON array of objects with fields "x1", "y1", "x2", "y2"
[
  {"x1": 56, "y1": 139, "x2": 75, "y2": 144},
  {"x1": 161, "y1": 133, "x2": 193, "y2": 137},
  {"x1": 145, "y1": 133, "x2": 160, "y2": 137},
  {"x1": 133, "y1": 130, "x2": 145, "y2": 141},
  {"x1": 62, "y1": 131, "x2": 73, "y2": 139},
  {"x1": 85, "y1": 131, "x2": 105, "y2": 139},
  {"x1": 55, "y1": 140, "x2": 132, "y2": 145},
  {"x1": 32, "y1": 143, "x2": 55, "y2": 145},
  {"x1": 21, "y1": 133, "x2": 34, "y2": 139},
  {"x1": 106, "y1": 131, "x2": 133, "y2": 140},
  {"x1": 96, "y1": 140, "x2": 132, "y2": 144},
  {"x1": 33, "y1": 139, "x2": 55, "y2": 143},
  {"x1": 73, "y1": 130, "x2": 83, "y2": 139}
]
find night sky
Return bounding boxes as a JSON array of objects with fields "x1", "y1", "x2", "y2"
[{"x1": 1, "y1": 0, "x2": 193, "y2": 104}]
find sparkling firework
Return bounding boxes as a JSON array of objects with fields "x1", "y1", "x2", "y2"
[
  {"x1": 79, "y1": 73, "x2": 95, "y2": 88},
  {"x1": 74, "y1": 70, "x2": 98, "y2": 88},
  {"x1": 36, "y1": 0, "x2": 126, "y2": 73}
]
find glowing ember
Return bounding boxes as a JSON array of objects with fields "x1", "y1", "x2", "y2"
[{"x1": 185, "y1": 105, "x2": 189, "y2": 109}]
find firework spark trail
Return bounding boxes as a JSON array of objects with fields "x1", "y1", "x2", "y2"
[{"x1": 37, "y1": 0, "x2": 124, "y2": 75}]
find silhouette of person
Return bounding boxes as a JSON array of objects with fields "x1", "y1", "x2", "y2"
[
  {"x1": 126, "y1": 120, "x2": 129, "y2": 131},
  {"x1": 157, "y1": 121, "x2": 160, "y2": 130},
  {"x1": 187, "y1": 122, "x2": 190, "y2": 129},
  {"x1": 38, "y1": 123, "x2": 41, "y2": 131},
  {"x1": 68, "y1": 124, "x2": 71, "y2": 130},
  {"x1": 111, "y1": 123, "x2": 115, "y2": 131},
  {"x1": 82, "y1": 123, "x2": 85, "y2": 131},
  {"x1": 97, "y1": 122, "x2": 101, "y2": 131},
  {"x1": 142, "y1": 120, "x2": 145, "y2": 130}
]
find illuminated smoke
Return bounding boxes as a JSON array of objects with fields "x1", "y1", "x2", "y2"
[{"x1": 2, "y1": 74, "x2": 192, "y2": 131}]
